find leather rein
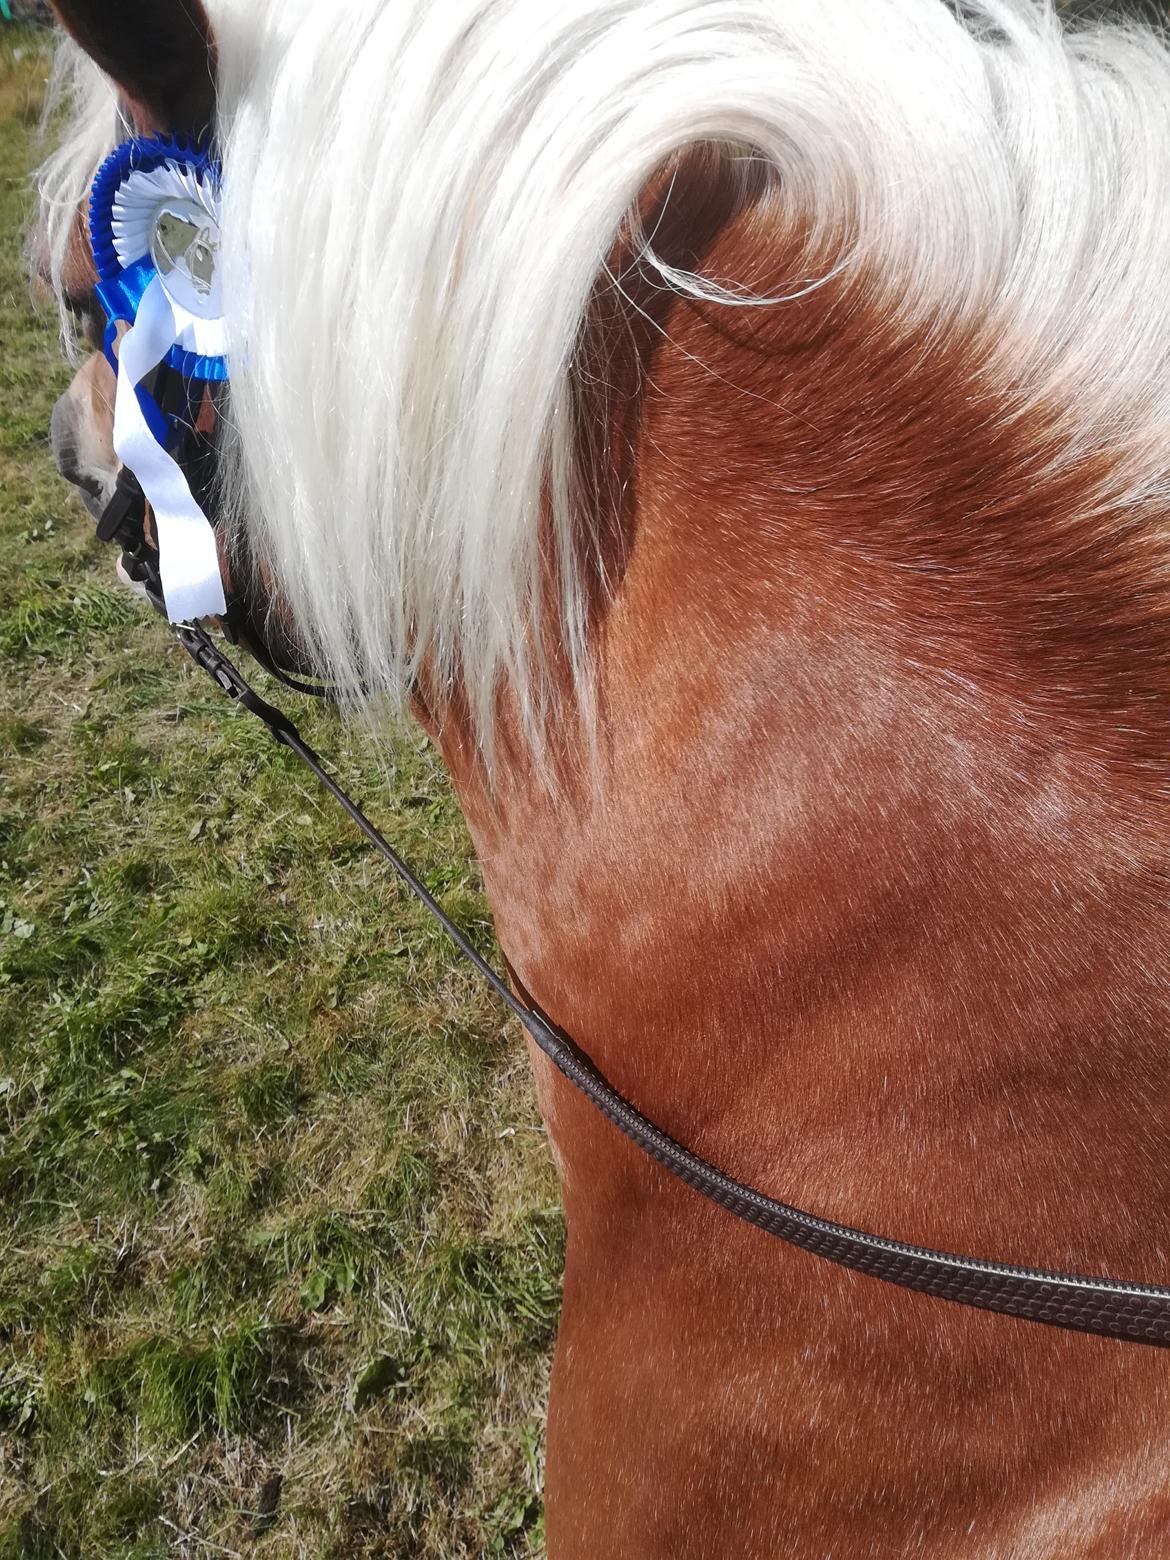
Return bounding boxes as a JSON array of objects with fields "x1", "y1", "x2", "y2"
[{"x1": 172, "y1": 619, "x2": 1170, "y2": 1352}]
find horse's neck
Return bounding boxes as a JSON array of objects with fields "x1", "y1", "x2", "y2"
[
  {"x1": 438, "y1": 201, "x2": 1170, "y2": 1285},
  {"x1": 447, "y1": 615, "x2": 1170, "y2": 1283}
]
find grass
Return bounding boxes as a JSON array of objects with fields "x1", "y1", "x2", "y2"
[{"x1": 0, "y1": 27, "x2": 560, "y2": 1558}]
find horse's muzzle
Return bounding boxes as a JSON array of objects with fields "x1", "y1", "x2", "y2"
[{"x1": 50, "y1": 353, "x2": 119, "y2": 522}]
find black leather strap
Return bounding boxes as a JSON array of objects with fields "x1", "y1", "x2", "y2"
[{"x1": 176, "y1": 624, "x2": 1170, "y2": 1349}]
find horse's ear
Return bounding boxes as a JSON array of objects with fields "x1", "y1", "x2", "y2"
[{"x1": 49, "y1": 0, "x2": 217, "y2": 135}]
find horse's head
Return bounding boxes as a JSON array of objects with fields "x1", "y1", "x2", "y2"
[
  {"x1": 39, "y1": 1, "x2": 217, "y2": 535},
  {"x1": 33, "y1": 0, "x2": 783, "y2": 758},
  {"x1": 37, "y1": 0, "x2": 326, "y2": 679}
]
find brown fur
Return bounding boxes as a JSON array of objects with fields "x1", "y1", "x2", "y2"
[
  {"x1": 48, "y1": 0, "x2": 215, "y2": 137},
  {"x1": 432, "y1": 182, "x2": 1170, "y2": 1556}
]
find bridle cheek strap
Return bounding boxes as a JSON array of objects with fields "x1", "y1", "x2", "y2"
[
  {"x1": 113, "y1": 274, "x2": 225, "y2": 623},
  {"x1": 177, "y1": 624, "x2": 1170, "y2": 1351}
]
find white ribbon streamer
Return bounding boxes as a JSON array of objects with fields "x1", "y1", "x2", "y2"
[{"x1": 112, "y1": 274, "x2": 227, "y2": 624}]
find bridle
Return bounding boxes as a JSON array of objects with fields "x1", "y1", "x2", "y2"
[
  {"x1": 83, "y1": 159, "x2": 1170, "y2": 1359},
  {"x1": 94, "y1": 362, "x2": 333, "y2": 700}
]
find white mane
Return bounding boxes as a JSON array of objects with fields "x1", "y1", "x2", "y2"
[{"x1": 39, "y1": 0, "x2": 1170, "y2": 748}]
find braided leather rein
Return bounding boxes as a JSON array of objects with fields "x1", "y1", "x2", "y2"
[{"x1": 178, "y1": 623, "x2": 1170, "y2": 1350}]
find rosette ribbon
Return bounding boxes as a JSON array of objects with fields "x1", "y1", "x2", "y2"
[{"x1": 89, "y1": 136, "x2": 228, "y2": 624}]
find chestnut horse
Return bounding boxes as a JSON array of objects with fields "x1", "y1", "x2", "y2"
[{"x1": 38, "y1": 0, "x2": 1170, "y2": 1552}]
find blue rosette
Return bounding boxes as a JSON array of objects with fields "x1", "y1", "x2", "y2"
[
  {"x1": 88, "y1": 134, "x2": 228, "y2": 387},
  {"x1": 84, "y1": 134, "x2": 230, "y2": 626}
]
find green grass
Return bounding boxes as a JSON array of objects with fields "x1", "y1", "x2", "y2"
[{"x1": 0, "y1": 28, "x2": 559, "y2": 1558}]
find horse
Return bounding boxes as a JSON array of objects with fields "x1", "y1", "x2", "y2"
[{"x1": 36, "y1": 0, "x2": 1170, "y2": 1552}]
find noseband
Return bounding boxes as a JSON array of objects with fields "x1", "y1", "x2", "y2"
[{"x1": 83, "y1": 140, "x2": 1170, "y2": 1355}]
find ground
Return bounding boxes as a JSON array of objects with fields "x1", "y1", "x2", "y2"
[{"x1": 0, "y1": 28, "x2": 559, "y2": 1559}]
